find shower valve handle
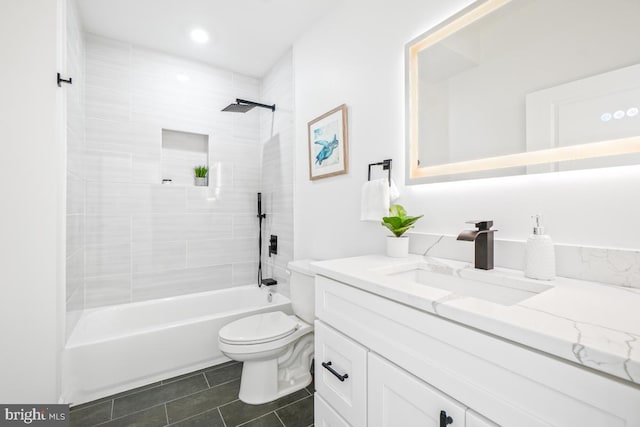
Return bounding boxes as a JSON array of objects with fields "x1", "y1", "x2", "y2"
[{"x1": 269, "y1": 235, "x2": 278, "y2": 257}]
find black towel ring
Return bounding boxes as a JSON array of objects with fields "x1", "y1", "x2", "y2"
[{"x1": 367, "y1": 159, "x2": 392, "y2": 186}]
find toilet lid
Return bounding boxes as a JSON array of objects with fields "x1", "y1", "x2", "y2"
[{"x1": 219, "y1": 311, "x2": 298, "y2": 345}]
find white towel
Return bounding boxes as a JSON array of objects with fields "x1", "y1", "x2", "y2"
[
  {"x1": 389, "y1": 178, "x2": 400, "y2": 203},
  {"x1": 361, "y1": 178, "x2": 400, "y2": 221}
]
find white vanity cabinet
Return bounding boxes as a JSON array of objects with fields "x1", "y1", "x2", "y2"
[{"x1": 314, "y1": 275, "x2": 640, "y2": 427}]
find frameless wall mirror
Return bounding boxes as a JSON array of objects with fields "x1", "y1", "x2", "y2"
[{"x1": 405, "y1": 0, "x2": 640, "y2": 184}]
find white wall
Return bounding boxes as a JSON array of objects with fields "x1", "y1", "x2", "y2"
[
  {"x1": 260, "y1": 50, "x2": 295, "y2": 294},
  {"x1": 0, "y1": 0, "x2": 65, "y2": 402},
  {"x1": 80, "y1": 35, "x2": 263, "y2": 307},
  {"x1": 293, "y1": 0, "x2": 640, "y2": 262}
]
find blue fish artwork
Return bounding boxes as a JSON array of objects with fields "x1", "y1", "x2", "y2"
[{"x1": 314, "y1": 134, "x2": 339, "y2": 165}]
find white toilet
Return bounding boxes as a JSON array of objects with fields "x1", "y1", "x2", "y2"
[{"x1": 218, "y1": 260, "x2": 315, "y2": 404}]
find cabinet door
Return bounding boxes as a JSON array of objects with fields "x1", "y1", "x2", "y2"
[
  {"x1": 315, "y1": 394, "x2": 352, "y2": 427},
  {"x1": 315, "y1": 321, "x2": 367, "y2": 426},
  {"x1": 467, "y1": 410, "x2": 499, "y2": 427},
  {"x1": 368, "y1": 353, "x2": 466, "y2": 427}
]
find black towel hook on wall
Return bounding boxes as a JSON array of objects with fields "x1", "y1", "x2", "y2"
[
  {"x1": 57, "y1": 73, "x2": 73, "y2": 87},
  {"x1": 367, "y1": 159, "x2": 392, "y2": 186}
]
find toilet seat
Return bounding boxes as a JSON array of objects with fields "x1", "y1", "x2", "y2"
[{"x1": 219, "y1": 311, "x2": 298, "y2": 345}]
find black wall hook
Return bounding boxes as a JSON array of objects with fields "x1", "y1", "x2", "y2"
[{"x1": 57, "y1": 73, "x2": 72, "y2": 87}]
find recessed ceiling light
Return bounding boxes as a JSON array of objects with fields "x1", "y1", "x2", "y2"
[
  {"x1": 176, "y1": 74, "x2": 190, "y2": 82},
  {"x1": 190, "y1": 28, "x2": 209, "y2": 44}
]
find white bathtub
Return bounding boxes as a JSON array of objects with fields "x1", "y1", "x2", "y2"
[{"x1": 63, "y1": 285, "x2": 292, "y2": 405}]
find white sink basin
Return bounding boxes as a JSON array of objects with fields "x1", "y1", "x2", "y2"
[{"x1": 386, "y1": 265, "x2": 553, "y2": 306}]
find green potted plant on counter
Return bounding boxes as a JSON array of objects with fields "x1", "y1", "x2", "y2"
[
  {"x1": 194, "y1": 165, "x2": 208, "y2": 186},
  {"x1": 381, "y1": 204, "x2": 423, "y2": 258}
]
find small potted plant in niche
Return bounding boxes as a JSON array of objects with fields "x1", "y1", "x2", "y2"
[
  {"x1": 194, "y1": 165, "x2": 208, "y2": 186},
  {"x1": 381, "y1": 204, "x2": 423, "y2": 258}
]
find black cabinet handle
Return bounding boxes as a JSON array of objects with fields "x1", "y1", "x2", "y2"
[
  {"x1": 321, "y1": 361, "x2": 349, "y2": 382},
  {"x1": 440, "y1": 410, "x2": 453, "y2": 427}
]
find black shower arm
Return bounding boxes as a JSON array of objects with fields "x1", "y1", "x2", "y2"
[{"x1": 236, "y1": 98, "x2": 276, "y2": 112}]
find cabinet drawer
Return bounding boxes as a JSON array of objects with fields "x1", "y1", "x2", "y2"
[
  {"x1": 315, "y1": 320, "x2": 367, "y2": 427},
  {"x1": 368, "y1": 353, "x2": 466, "y2": 427},
  {"x1": 315, "y1": 393, "x2": 352, "y2": 427}
]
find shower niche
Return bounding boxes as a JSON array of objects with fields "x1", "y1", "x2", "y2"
[{"x1": 161, "y1": 129, "x2": 209, "y2": 186}]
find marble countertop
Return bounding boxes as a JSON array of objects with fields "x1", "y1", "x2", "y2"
[{"x1": 311, "y1": 254, "x2": 640, "y2": 385}]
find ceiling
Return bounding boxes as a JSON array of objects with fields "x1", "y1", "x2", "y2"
[{"x1": 76, "y1": 0, "x2": 342, "y2": 78}]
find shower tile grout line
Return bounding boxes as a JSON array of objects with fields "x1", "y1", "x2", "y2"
[
  {"x1": 202, "y1": 375, "x2": 242, "y2": 391},
  {"x1": 162, "y1": 398, "x2": 240, "y2": 427},
  {"x1": 267, "y1": 391, "x2": 312, "y2": 413},
  {"x1": 166, "y1": 398, "x2": 240, "y2": 426},
  {"x1": 66, "y1": 245, "x2": 84, "y2": 261},
  {"x1": 236, "y1": 410, "x2": 278, "y2": 427},
  {"x1": 161, "y1": 371, "x2": 204, "y2": 386},
  {"x1": 273, "y1": 410, "x2": 286, "y2": 427},
  {"x1": 220, "y1": 392, "x2": 313, "y2": 427},
  {"x1": 91, "y1": 402, "x2": 167, "y2": 427},
  {"x1": 217, "y1": 407, "x2": 228, "y2": 427},
  {"x1": 131, "y1": 376, "x2": 242, "y2": 411},
  {"x1": 164, "y1": 403, "x2": 169, "y2": 426}
]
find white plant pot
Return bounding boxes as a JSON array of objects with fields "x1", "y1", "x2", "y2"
[
  {"x1": 386, "y1": 236, "x2": 409, "y2": 258},
  {"x1": 194, "y1": 177, "x2": 208, "y2": 186}
]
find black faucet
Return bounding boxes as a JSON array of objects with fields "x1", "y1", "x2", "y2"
[{"x1": 456, "y1": 220, "x2": 497, "y2": 270}]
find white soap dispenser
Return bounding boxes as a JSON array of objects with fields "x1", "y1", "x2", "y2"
[{"x1": 525, "y1": 214, "x2": 555, "y2": 280}]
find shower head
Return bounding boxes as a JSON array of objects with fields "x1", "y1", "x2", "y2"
[
  {"x1": 221, "y1": 98, "x2": 276, "y2": 113},
  {"x1": 222, "y1": 103, "x2": 256, "y2": 113}
]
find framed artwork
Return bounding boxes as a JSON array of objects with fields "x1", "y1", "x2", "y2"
[{"x1": 307, "y1": 104, "x2": 349, "y2": 180}]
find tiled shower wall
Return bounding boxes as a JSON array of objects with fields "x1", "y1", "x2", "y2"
[
  {"x1": 66, "y1": 0, "x2": 86, "y2": 328},
  {"x1": 79, "y1": 34, "x2": 263, "y2": 308},
  {"x1": 260, "y1": 50, "x2": 295, "y2": 296}
]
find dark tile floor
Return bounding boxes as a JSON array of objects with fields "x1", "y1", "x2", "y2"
[{"x1": 70, "y1": 361, "x2": 315, "y2": 427}]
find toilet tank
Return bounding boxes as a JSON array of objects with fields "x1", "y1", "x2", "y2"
[{"x1": 287, "y1": 259, "x2": 316, "y2": 324}]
